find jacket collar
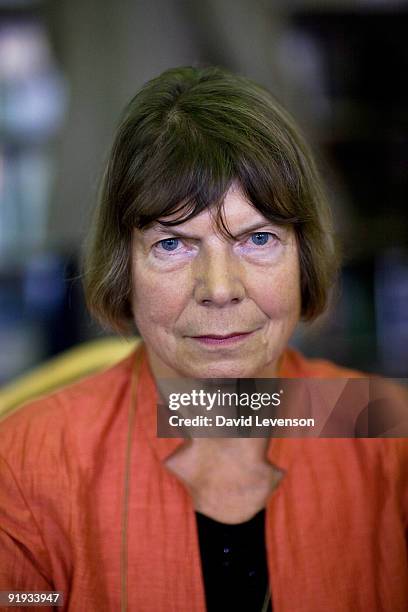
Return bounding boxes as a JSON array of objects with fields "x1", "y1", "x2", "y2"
[{"x1": 133, "y1": 342, "x2": 305, "y2": 471}]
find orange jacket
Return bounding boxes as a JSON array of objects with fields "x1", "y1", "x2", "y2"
[{"x1": 0, "y1": 344, "x2": 407, "y2": 611}]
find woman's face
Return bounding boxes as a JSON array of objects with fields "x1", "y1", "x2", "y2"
[{"x1": 131, "y1": 184, "x2": 301, "y2": 378}]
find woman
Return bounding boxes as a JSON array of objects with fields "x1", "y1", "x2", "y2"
[{"x1": 0, "y1": 66, "x2": 407, "y2": 612}]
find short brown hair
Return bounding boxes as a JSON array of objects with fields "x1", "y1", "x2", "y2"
[{"x1": 83, "y1": 65, "x2": 338, "y2": 333}]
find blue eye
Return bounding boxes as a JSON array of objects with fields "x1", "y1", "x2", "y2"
[
  {"x1": 250, "y1": 232, "x2": 270, "y2": 246},
  {"x1": 159, "y1": 238, "x2": 180, "y2": 251}
]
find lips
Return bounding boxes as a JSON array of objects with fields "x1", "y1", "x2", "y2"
[
  {"x1": 188, "y1": 330, "x2": 256, "y2": 346},
  {"x1": 192, "y1": 332, "x2": 252, "y2": 339}
]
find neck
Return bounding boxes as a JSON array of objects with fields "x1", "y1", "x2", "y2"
[{"x1": 191, "y1": 437, "x2": 270, "y2": 460}]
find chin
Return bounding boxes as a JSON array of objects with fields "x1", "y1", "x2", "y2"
[{"x1": 178, "y1": 359, "x2": 259, "y2": 379}]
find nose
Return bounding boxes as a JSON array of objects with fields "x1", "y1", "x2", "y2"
[{"x1": 193, "y1": 247, "x2": 246, "y2": 307}]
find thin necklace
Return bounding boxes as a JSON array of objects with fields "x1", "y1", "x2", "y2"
[{"x1": 120, "y1": 350, "x2": 273, "y2": 612}]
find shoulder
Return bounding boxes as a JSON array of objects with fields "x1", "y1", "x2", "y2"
[
  {"x1": 0, "y1": 347, "x2": 140, "y2": 469},
  {"x1": 282, "y1": 346, "x2": 365, "y2": 378},
  {"x1": 281, "y1": 347, "x2": 408, "y2": 455}
]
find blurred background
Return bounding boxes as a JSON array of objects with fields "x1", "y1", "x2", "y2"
[{"x1": 0, "y1": 0, "x2": 407, "y2": 385}]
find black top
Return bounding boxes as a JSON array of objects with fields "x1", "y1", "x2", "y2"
[{"x1": 195, "y1": 509, "x2": 272, "y2": 612}]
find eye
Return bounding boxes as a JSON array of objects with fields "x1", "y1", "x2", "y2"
[
  {"x1": 157, "y1": 238, "x2": 180, "y2": 251},
  {"x1": 249, "y1": 232, "x2": 273, "y2": 246}
]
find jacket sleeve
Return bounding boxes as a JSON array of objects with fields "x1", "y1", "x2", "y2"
[{"x1": 0, "y1": 454, "x2": 53, "y2": 592}]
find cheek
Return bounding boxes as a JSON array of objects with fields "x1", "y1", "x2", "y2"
[
  {"x1": 252, "y1": 263, "x2": 301, "y2": 320},
  {"x1": 131, "y1": 267, "x2": 188, "y2": 329}
]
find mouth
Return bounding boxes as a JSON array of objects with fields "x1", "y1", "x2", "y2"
[{"x1": 189, "y1": 330, "x2": 256, "y2": 346}]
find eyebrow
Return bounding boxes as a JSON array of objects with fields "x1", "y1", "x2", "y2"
[{"x1": 143, "y1": 220, "x2": 283, "y2": 240}]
